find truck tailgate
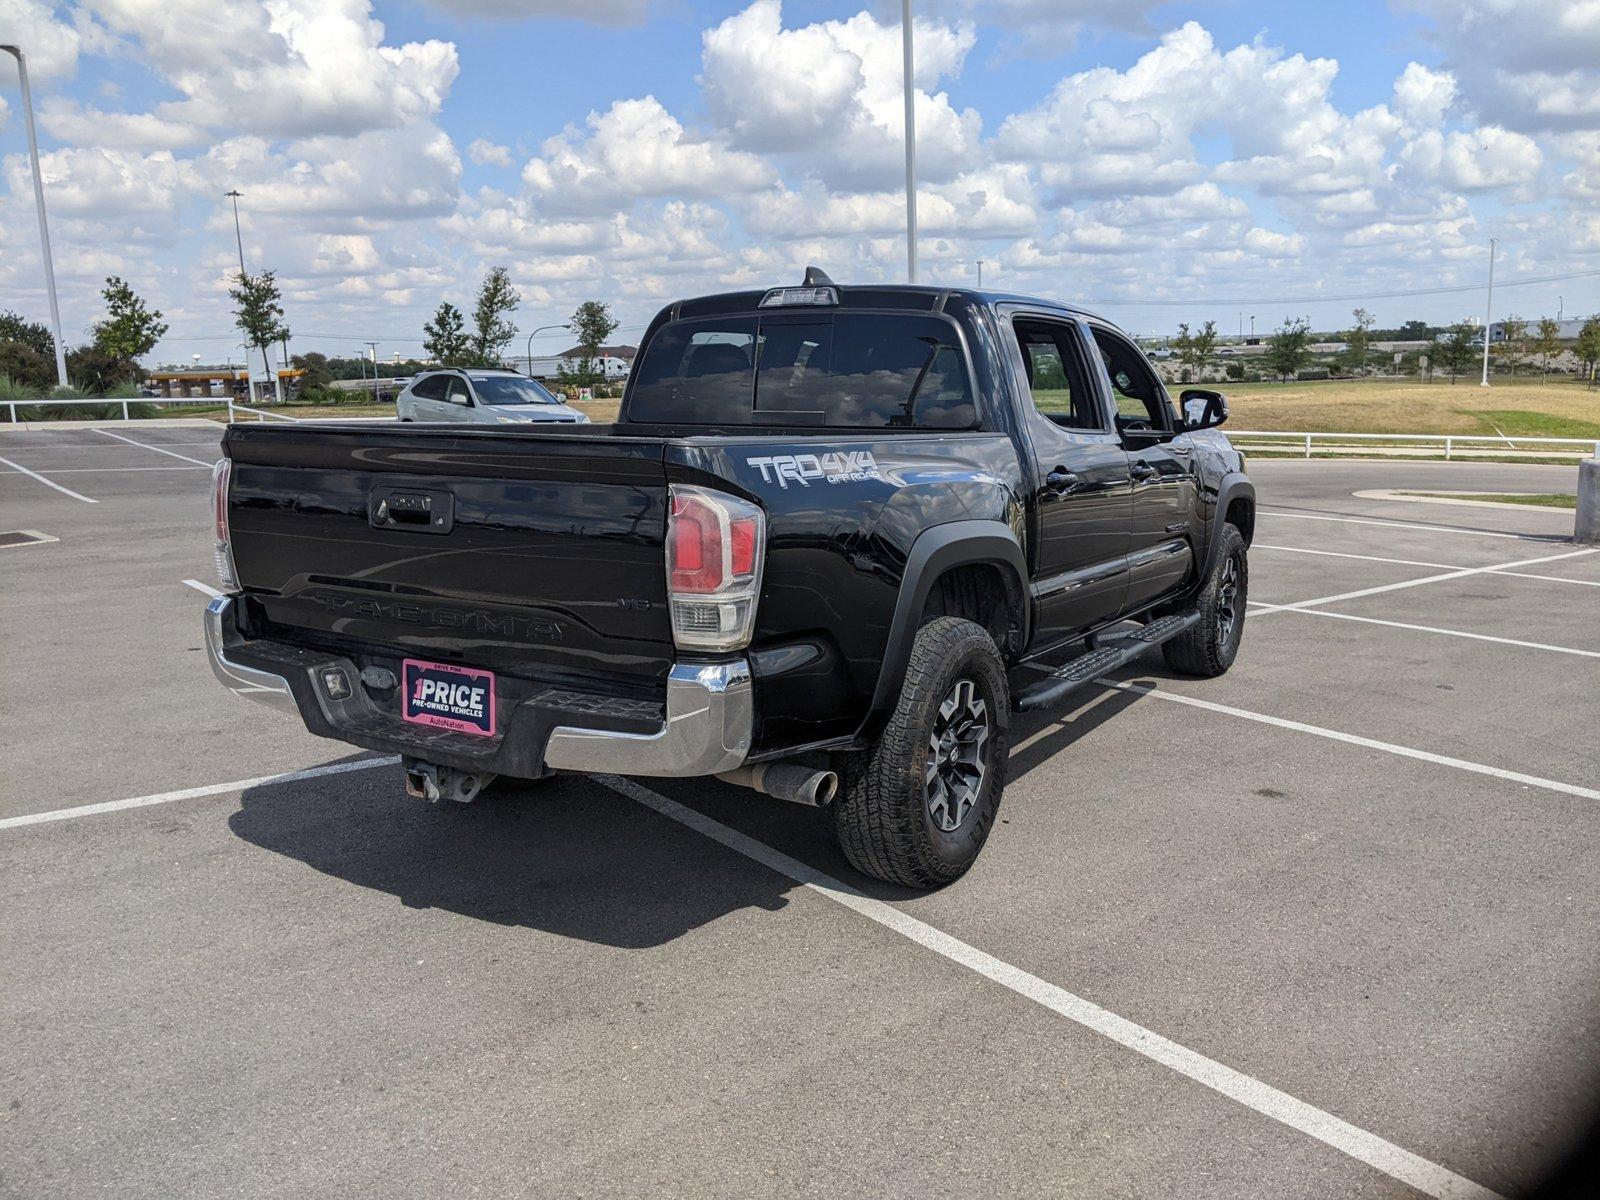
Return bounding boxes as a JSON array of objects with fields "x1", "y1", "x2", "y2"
[{"x1": 223, "y1": 424, "x2": 674, "y2": 689}]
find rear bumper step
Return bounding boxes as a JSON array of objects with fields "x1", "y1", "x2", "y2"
[{"x1": 1013, "y1": 611, "x2": 1202, "y2": 713}]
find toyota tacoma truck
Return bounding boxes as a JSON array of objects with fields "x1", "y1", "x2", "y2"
[{"x1": 204, "y1": 270, "x2": 1254, "y2": 888}]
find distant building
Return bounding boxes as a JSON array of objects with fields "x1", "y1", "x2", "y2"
[
  {"x1": 510, "y1": 344, "x2": 636, "y2": 381},
  {"x1": 1488, "y1": 317, "x2": 1588, "y2": 342}
]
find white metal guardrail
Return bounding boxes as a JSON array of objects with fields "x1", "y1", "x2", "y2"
[
  {"x1": 1, "y1": 397, "x2": 367, "y2": 424},
  {"x1": 2, "y1": 395, "x2": 232, "y2": 423},
  {"x1": 1229, "y1": 430, "x2": 1600, "y2": 461}
]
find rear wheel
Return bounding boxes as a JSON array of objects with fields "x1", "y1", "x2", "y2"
[
  {"x1": 834, "y1": 617, "x2": 1009, "y2": 888},
  {"x1": 1163, "y1": 522, "x2": 1248, "y2": 677}
]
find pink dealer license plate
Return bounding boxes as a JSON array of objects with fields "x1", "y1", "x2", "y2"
[{"x1": 401, "y1": 659, "x2": 497, "y2": 738}]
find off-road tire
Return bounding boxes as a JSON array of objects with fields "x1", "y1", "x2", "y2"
[
  {"x1": 834, "y1": 617, "x2": 1010, "y2": 888},
  {"x1": 1163, "y1": 522, "x2": 1248, "y2": 677}
]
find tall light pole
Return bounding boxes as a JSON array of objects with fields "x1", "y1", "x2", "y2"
[
  {"x1": 365, "y1": 341, "x2": 380, "y2": 403},
  {"x1": 224, "y1": 190, "x2": 247, "y2": 277},
  {"x1": 3, "y1": 45, "x2": 69, "y2": 389},
  {"x1": 524, "y1": 323, "x2": 571, "y2": 375},
  {"x1": 1480, "y1": 236, "x2": 1496, "y2": 388},
  {"x1": 901, "y1": 0, "x2": 917, "y2": 284}
]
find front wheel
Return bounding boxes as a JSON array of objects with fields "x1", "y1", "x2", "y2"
[
  {"x1": 1163, "y1": 522, "x2": 1248, "y2": 677},
  {"x1": 834, "y1": 617, "x2": 1010, "y2": 888}
]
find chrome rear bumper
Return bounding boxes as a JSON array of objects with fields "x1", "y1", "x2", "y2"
[
  {"x1": 203, "y1": 594, "x2": 751, "y2": 777},
  {"x1": 204, "y1": 595, "x2": 297, "y2": 715}
]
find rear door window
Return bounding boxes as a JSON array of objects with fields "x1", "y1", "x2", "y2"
[
  {"x1": 411, "y1": 375, "x2": 448, "y2": 401},
  {"x1": 628, "y1": 312, "x2": 975, "y2": 429}
]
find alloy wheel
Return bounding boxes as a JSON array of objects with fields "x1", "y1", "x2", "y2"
[{"x1": 925, "y1": 678, "x2": 990, "y2": 832}]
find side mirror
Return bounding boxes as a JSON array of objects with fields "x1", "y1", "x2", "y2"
[{"x1": 1181, "y1": 388, "x2": 1228, "y2": 430}]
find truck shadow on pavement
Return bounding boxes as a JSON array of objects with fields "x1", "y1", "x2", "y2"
[
  {"x1": 226, "y1": 674, "x2": 1159, "y2": 945},
  {"x1": 228, "y1": 769, "x2": 800, "y2": 950}
]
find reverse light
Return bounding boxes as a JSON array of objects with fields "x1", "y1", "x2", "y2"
[
  {"x1": 666, "y1": 484, "x2": 765, "y2": 651},
  {"x1": 212, "y1": 458, "x2": 239, "y2": 592}
]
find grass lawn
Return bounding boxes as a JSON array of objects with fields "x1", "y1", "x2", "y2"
[
  {"x1": 1213, "y1": 377, "x2": 1600, "y2": 438},
  {"x1": 1418, "y1": 493, "x2": 1578, "y2": 509},
  {"x1": 150, "y1": 377, "x2": 1597, "y2": 440}
]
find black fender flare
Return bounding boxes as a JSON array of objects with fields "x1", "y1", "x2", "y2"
[
  {"x1": 864, "y1": 519, "x2": 1029, "y2": 725},
  {"x1": 1200, "y1": 472, "x2": 1255, "y2": 580}
]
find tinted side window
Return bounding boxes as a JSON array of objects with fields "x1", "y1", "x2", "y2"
[
  {"x1": 824, "y1": 314, "x2": 975, "y2": 429},
  {"x1": 1092, "y1": 328, "x2": 1172, "y2": 428},
  {"x1": 629, "y1": 318, "x2": 758, "y2": 425},
  {"x1": 1014, "y1": 319, "x2": 1102, "y2": 430},
  {"x1": 412, "y1": 375, "x2": 447, "y2": 400}
]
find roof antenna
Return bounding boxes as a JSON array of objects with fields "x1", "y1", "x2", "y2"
[{"x1": 803, "y1": 266, "x2": 835, "y2": 287}]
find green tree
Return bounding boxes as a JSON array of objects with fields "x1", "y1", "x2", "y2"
[
  {"x1": 422, "y1": 302, "x2": 471, "y2": 366},
  {"x1": 470, "y1": 266, "x2": 520, "y2": 366},
  {"x1": 0, "y1": 312, "x2": 57, "y2": 392},
  {"x1": 290, "y1": 350, "x2": 333, "y2": 390},
  {"x1": 1345, "y1": 307, "x2": 1375, "y2": 375},
  {"x1": 557, "y1": 299, "x2": 620, "y2": 391},
  {"x1": 1265, "y1": 316, "x2": 1311, "y2": 382},
  {"x1": 0, "y1": 310, "x2": 55, "y2": 358},
  {"x1": 66, "y1": 344, "x2": 126, "y2": 394},
  {"x1": 229, "y1": 270, "x2": 290, "y2": 396},
  {"x1": 1495, "y1": 315, "x2": 1527, "y2": 379},
  {"x1": 92, "y1": 276, "x2": 168, "y2": 380},
  {"x1": 1576, "y1": 317, "x2": 1600, "y2": 387},
  {"x1": 1437, "y1": 320, "x2": 1479, "y2": 384},
  {"x1": 1171, "y1": 323, "x2": 1195, "y2": 383},
  {"x1": 1532, "y1": 317, "x2": 1562, "y2": 384}
]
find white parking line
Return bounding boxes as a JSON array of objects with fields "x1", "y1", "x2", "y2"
[
  {"x1": 598, "y1": 775, "x2": 1503, "y2": 1200},
  {"x1": 92, "y1": 427, "x2": 216, "y2": 467},
  {"x1": 1099, "y1": 680, "x2": 1600, "y2": 802},
  {"x1": 0, "y1": 455, "x2": 98, "y2": 503},
  {"x1": 1245, "y1": 603, "x2": 1600, "y2": 659},
  {"x1": 183, "y1": 579, "x2": 224, "y2": 599},
  {"x1": 1255, "y1": 544, "x2": 1600, "y2": 589},
  {"x1": 1258, "y1": 510, "x2": 1557, "y2": 542},
  {"x1": 0, "y1": 756, "x2": 398, "y2": 831},
  {"x1": 1251, "y1": 548, "x2": 1598, "y2": 615}
]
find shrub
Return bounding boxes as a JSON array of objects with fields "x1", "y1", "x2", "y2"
[{"x1": 1295, "y1": 367, "x2": 1331, "y2": 381}]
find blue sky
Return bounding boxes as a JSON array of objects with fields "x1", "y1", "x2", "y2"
[{"x1": 2, "y1": 0, "x2": 1596, "y2": 367}]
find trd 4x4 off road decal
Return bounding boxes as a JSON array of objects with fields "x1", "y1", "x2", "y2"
[{"x1": 746, "y1": 450, "x2": 881, "y2": 489}]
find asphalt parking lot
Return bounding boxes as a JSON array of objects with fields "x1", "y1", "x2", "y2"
[{"x1": 2, "y1": 423, "x2": 1597, "y2": 1199}]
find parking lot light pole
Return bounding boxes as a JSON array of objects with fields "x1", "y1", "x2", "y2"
[
  {"x1": 524, "y1": 323, "x2": 571, "y2": 375},
  {"x1": 1480, "y1": 236, "x2": 1496, "y2": 388},
  {"x1": 902, "y1": 0, "x2": 917, "y2": 284},
  {"x1": 3, "y1": 45, "x2": 69, "y2": 390}
]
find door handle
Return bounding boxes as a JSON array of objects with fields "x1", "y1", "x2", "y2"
[
  {"x1": 1130, "y1": 460, "x2": 1157, "y2": 481},
  {"x1": 1042, "y1": 466, "x2": 1081, "y2": 498}
]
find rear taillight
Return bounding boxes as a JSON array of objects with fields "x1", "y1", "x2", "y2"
[
  {"x1": 666, "y1": 484, "x2": 764, "y2": 651},
  {"x1": 212, "y1": 458, "x2": 238, "y2": 592}
]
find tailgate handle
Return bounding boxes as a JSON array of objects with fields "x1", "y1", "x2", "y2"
[{"x1": 371, "y1": 487, "x2": 454, "y2": 534}]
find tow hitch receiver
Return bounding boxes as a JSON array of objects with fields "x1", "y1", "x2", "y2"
[
  {"x1": 403, "y1": 758, "x2": 497, "y2": 804},
  {"x1": 1013, "y1": 611, "x2": 1202, "y2": 713}
]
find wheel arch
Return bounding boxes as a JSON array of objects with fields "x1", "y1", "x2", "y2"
[
  {"x1": 1201, "y1": 472, "x2": 1255, "y2": 581},
  {"x1": 862, "y1": 520, "x2": 1028, "y2": 733}
]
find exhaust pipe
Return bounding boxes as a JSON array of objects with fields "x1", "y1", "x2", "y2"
[
  {"x1": 716, "y1": 761, "x2": 839, "y2": 807},
  {"x1": 403, "y1": 758, "x2": 496, "y2": 805}
]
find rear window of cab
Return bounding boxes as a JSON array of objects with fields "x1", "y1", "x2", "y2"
[{"x1": 626, "y1": 312, "x2": 977, "y2": 429}]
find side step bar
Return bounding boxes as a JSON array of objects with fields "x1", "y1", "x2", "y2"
[{"x1": 1013, "y1": 611, "x2": 1202, "y2": 713}]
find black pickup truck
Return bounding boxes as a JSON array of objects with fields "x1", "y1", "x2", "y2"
[{"x1": 205, "y1": 272, "x2": 1254, "y2": 887}]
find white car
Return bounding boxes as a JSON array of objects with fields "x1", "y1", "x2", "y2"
[{"x1": 397, "y1": 369, "x2": 590, "y2": 425}]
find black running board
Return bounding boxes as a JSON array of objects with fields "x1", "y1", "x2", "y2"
[{"x1": 1013, "y1": 611, "x2": 1202, "y2": 713}]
